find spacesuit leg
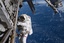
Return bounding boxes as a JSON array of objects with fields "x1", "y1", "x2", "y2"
[
  {"x1": 20, "y1": 34, "x2": 28, "y2": 43},
  {"x1": 23, "y1": 36, "x2": 27, "y2": 43}
]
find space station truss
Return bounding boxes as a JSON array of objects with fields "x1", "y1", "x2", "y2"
[{"x1": 0, "y1": 0, "x2": 22, "y2": 43}]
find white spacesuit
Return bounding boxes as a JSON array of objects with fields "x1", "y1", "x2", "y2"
[{"x1": 17, "y1": 14, "x2": 33, "y2": 43}]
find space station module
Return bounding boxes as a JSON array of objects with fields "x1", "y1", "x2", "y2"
[{"x1": 0, "y1": 19, "x2": 7, "y2": 40}]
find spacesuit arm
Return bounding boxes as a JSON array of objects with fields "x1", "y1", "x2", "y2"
[{"x1": 17, "y1": 21, "x2": 26, "y2": 26}]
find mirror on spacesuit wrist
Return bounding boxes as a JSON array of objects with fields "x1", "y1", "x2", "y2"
[{"x1": 17, "y1": 25, "x2": 23, "y2": 29}]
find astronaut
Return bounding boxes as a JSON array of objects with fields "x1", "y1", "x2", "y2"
[{"x1": 17, "y1": 14, "x2": 33, "y2": 43}]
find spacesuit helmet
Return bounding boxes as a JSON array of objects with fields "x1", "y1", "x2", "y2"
[
  {"x1": 18, "y1": 16, "x2": 25, "y2": 22},
  {"x1": 18, "y1": 14, "x2": 31, "y2": 22},
  {"x1": 20, "y1": 14, "x2": 28, "y2": 21}
]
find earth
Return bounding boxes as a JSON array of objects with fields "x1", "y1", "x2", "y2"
[{"x1": 16, "y1": 0, "x2": 64, "y2": 43}]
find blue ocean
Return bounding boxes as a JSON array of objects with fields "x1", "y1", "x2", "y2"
[{"x1": 16, "y1": 0, "x2": 64, "y2": 43}]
